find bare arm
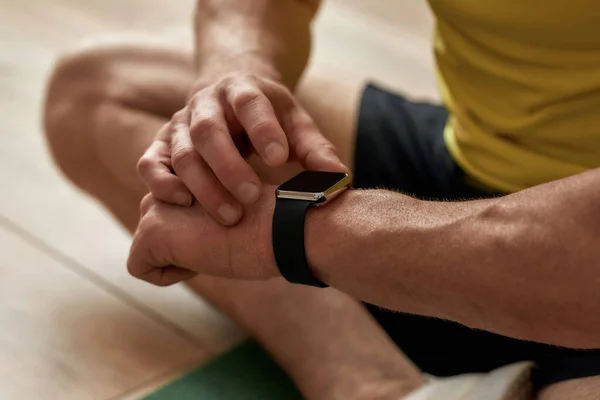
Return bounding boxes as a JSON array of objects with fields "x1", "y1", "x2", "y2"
[
  {"x1": 138, "y1": 0, "x2": 349, "y2": 225},
  {"x1": 307, "y1": 168, "x2": 600, "y2": 349},
  {"x1": 128, "y1": 166, "x2": 600, "y2": 348},
  {"x1": 194, "y1": 0, "x2": 321, "y2": 88},
  {"x1": 128, "y1": 167, "x2": 600, "y2": 348}
]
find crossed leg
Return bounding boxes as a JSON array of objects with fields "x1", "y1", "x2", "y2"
[
  {"x1": 43, "y1": 38, "x2": 423, "y2": 400},
  {"x1": 43, "y1": 38, "x2": 600, "y2": 400}
]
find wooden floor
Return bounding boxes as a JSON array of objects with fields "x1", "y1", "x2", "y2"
[{"x1": 0, "y1": 0, "x2": 436, "y2": 398}]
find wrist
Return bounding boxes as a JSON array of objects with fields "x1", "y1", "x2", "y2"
[
  {"x1": 305, "y1": 188, "x2": 482, "y2": 315},
  {"x1": 305, "y1": 189, "x2": 426, "y2": 292},
  {"x1": 191, "y1": 54, "x2": 282, "y2": 95},
  {"x1": 304, "y1": 189, "x2": 366, "y2": 285}
]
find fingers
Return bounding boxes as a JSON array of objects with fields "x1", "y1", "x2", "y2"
[
  {"x1": 225, "y1": 78, "x2": 289, "y2": 167},
  {"x1": 127, "y1": 215, "x2": 197, "y2": 287},
  {"x1": 272, "y1": 91, "x2": 349, "y2": 173},
  {"x1": 128, "y1": 187, "x2": 278, "y2": 285},
  {"x1": 171, "y1": 73, "x2": 349, "y2": 228},
  {"x1": 170, "y1": 118, "x2": 244, "y2": 226},
  {"x1": 131, "y1": 260, "x2": 197, "y2": 287},
  {"x1": 128, "y1": 240, "x2": 198, "y2": 287},
  {"x1": 188, "y1": 89, "x2": 262, "y2": 206},
  {"x1": 137, "y1": 139, "x2": 193, "y2": 206}
]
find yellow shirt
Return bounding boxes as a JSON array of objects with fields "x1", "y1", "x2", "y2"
[{"x1": 428, "y1": 0, "x2": 600, "y2": 193}]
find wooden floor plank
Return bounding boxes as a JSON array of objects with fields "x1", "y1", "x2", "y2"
[{"x1": 0, "y1": 221, "x2": 207, "y2": 400}]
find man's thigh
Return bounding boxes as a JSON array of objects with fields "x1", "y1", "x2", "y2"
[{"x1": 539, "y1": 375, "x2": 600, "y2": 399}]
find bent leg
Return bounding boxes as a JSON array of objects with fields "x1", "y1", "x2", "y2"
[
  {"x1": 43, "y1": 38, "x2": 422, "y2": 400},
  {"x1": 538, "y1": 376, "x2": 600, "y2": 400}
]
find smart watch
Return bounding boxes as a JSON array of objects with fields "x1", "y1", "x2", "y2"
[{"x1": 272, "y1": 171, "x2": 351, "y2": 287}]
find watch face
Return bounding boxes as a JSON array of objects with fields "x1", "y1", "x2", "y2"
[{"x1": 278, "y1": 171, "x2": 348, "y2": 193}]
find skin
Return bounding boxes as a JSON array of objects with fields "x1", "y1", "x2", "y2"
[
  {"x1": 130, "y1": 168, "x2": 600, "y2": 349},
  {"x1": 43, "y1": 0, "x2": 600, "y2": 398}
]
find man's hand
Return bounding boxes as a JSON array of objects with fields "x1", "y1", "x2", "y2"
[
  {"x1": 127, "y1": 187, "x2": 280, "y2": 287},
  {"x1": 136, "y1": 72, "x2": 348, "y2": 226}
]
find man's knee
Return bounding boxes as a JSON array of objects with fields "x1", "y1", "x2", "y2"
[{"x1": 43, "y1": 43, "x2": 126, "y2": 187}]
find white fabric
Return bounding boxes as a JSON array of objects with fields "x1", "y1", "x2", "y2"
[{"x1": 402, "y1": 361, "x2": 534, "y2": 400}]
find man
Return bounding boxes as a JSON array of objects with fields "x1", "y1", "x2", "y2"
[{"x1": 43, "y1": 0, "x2": 600, "y2": 399}]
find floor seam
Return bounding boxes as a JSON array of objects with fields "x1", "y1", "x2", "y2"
[{"x1": 0, "y1": 211, "x2": 215, "y2": 354}]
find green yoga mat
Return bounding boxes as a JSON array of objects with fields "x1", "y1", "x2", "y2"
[{"x1": 144, "y1": 341, "x2": 303, "y2": 400}]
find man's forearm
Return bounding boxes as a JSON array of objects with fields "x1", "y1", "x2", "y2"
[
  {"x1": 194, "y1": 0, "x2": 320, "y2": 88},
  {"x1": 306, "y1": 168, "x2": 600, "y2": 348}
]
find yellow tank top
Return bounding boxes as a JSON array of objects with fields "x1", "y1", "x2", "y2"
[{"x1": 428, "y1": 0, "x2": 600, "y2": 193}]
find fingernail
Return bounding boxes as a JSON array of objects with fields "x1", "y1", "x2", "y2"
[
  {"x1": 173, "y1": 191, "x2": 192, "y2": 206},
  {"x1": 237, "y1": 182, "x2": 260, "y2": 204},
  {"x1": 218, "y1": 203, "x2": 241, "y2": 225},
  {"x1": 264, "y1": 142, "x2": 286, "y2": 166}
]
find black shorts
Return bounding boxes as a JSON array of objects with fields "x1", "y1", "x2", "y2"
[{"x1": 354, "y1": 84, "x2": 600, "y2": 392}]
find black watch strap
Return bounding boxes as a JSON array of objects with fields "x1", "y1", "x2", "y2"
[{"x1": 272, "y1": 198, "x2": 328, "y2": 288}]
